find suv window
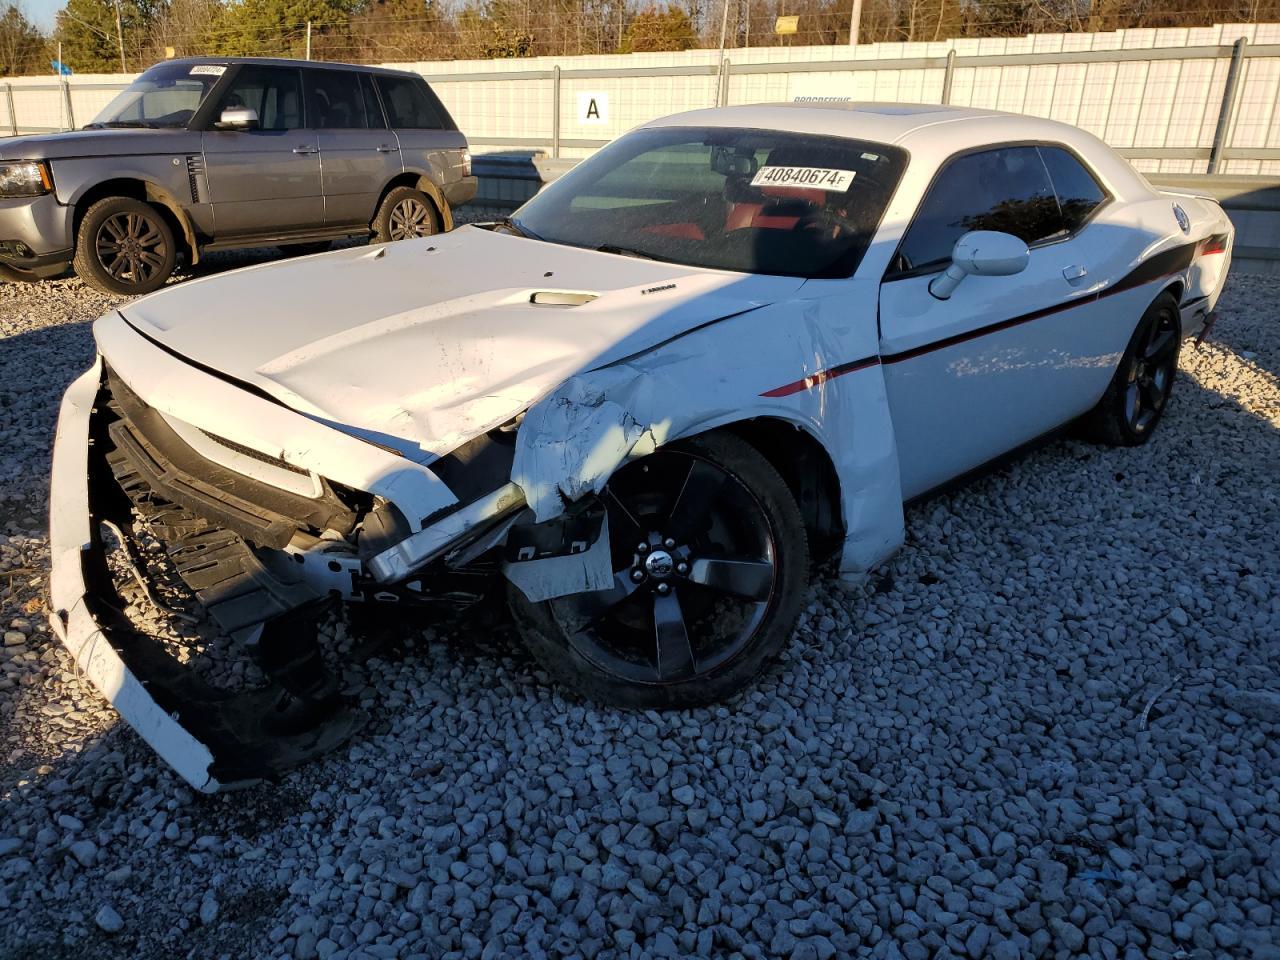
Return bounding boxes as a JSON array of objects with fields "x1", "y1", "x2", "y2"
[
  {"x1": 360, "y1": 74, "x2": 386, "y2": 129},
  {"x1": 216, "y1": 66, "x2": 303, "y2": 131},
  {"x1": 895, "y1": 146, "x2": 1063, "y2": 274},
  {"x1": 1040, "y1": 146, "x2": 1107, "y2": 233},
  {"x1": 306, "y1": 69, "x2": 367, "y2": 129},
  {"x1": 90, "y1": 61, "x2": 222, "y2": 129},
  {"x1": 376, "y1": 75, "x2": 443, "y2": 129}
]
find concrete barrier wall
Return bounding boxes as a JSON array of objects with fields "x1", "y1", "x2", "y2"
[{"x1": 4, "y1": 22, "x2": 1280, "y2": 177}]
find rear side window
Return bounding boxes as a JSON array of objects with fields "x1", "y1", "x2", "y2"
[
  {"x1": 896, "y1": 146, "x2": 1061, "y2": 273},
  {"x1": 376, "y1": 76, "x2": 443, "y2": 129},
  {"x1": 217, "y1": 66, "x2": 302, "y2": 131},
  {"x1": 1040, "y1": 146, "x2": 1106, "y2": 233},
  {"x1": 306, "y1": 70, "x2": 367, "y2": 129},
  {"x1": 359, "y1": 74, "x2": 386, "y2": 129}
]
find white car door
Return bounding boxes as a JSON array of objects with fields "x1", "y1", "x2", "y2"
[{"x1": 878, "y1": 145, "x2": 1117, "y2": 500}]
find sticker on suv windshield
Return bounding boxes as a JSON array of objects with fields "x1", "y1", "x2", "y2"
[
  {"x1": 189, "y1": 65, "x2": 226, "y2": 76},
  {"x1": 751, "y1": 166, "x2": 855, "y2": 191}
]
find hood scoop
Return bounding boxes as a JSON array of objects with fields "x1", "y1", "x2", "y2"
[{"x1": 529, "y1": 290, "x2": 598, "y2": 307}]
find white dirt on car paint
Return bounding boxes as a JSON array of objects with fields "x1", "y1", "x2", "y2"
[{"x1": 1, "y1": 263, "x2": 1277, "y2": 960}]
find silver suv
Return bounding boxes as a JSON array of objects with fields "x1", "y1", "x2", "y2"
[{"x1": 0, "y1": 57, "x2": 476, "y2": 294}]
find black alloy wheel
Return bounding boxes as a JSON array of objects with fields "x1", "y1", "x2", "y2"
[
  {"x1": 510, "y1": 432, "x2": 808, "y2": 708},
  {"x1": 74, "y1": 196, "x2": 178, "y2": 295},
  {"x1": 1083, "y1": 291, "x2": 1182, "y2": 446},
  {"x1": 1123, "y1": 302, "x2": 1179, "y2": 436}
]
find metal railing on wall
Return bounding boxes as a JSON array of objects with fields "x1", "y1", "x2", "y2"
[
  {"x1": 0, "y1": 79, "x2": 133, "y2": 134},
  {"x1": 428, "y1": 37, "x2": 1271, "y2": 168}
]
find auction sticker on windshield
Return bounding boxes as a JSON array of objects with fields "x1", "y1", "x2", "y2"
[
  {"x1": 190, "y1": 65, "x2": 226, "y2": 76},
  {"x1": 751, "y1": 166, "x2": 855, "y2": 191}
]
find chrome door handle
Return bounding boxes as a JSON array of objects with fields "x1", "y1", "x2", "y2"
[
  {"x1": 293, "y1": 146, "x2": 318, "y2": 155},
  {"x1": 375, "y1": 144, "x2": 399, "y2": 153},
  {"x1": 1063, "y1": 264, "x2": 1088, "y2": 282}
]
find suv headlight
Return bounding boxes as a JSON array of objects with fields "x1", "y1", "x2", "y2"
[{"x1": 0, "y1": 161, "x2": 52, "y2": 198}]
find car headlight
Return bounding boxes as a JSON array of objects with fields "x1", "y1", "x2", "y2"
[{"x1": 0, "y1": 161, "x2": 52, "y2": 198}]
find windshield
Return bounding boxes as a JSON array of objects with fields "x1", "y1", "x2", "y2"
[
  {"x1": 513, "y1": 126, "x2": 907, "y2": 279},
  {"x1": 88, "y1": 61, "x2": 226, "y2": 129}
]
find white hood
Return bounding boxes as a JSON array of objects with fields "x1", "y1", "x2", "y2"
[{"x1": 116, "y1": 227, "x2": 803, "y2": 458}]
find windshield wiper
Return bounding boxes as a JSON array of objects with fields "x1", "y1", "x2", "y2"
[
  {"x1": 493, "y1": 216, "x2": 543, "y2": 241},
  {"x1": 592, "y1": 243, "x2": 670, "y2": 262},
  {"x1": 97, "y1": 120, "x2": 162, "y2": 129}
]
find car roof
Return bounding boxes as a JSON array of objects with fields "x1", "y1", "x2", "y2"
[
  {"x1": 643, "y1": 102, "x2": 1150, "y2": 196},
  {"x1": 161, "y1": 56, "x2": 419, "y2": 80}
]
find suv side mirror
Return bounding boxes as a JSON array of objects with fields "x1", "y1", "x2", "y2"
[
  {"x1": 215, "y1": 106, "x2": 259, "y2": 131},
  {"x1": 928, "y1": 230, "x2": 1030, "y2": 300}
]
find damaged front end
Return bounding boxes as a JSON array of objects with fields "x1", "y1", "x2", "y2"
[{"x1": 48, "y1": 360, "x2": 605, "y2": 792}]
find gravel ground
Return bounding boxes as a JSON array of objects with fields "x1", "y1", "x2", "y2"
[{"x1": 0, "y1": 251, "x2": 1277, "y2": 960}]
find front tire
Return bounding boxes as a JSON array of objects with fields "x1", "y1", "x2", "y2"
[
  {"x1": 509, "y1": 432, "x2": 809, "y2": 709},
  {"x1": 1083, "y1": 291, "x2": 1181, "y2": 446},
  {"x1": 373, "y1": 187, "x2": 440, "y2": 243},
  {"x1": 73, "y1": 196, "x2": 177, "y2": 295}
]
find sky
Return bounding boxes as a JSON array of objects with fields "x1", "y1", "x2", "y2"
[{"x1": 23, "y1": 0, "x2": 62, "y2": 31}]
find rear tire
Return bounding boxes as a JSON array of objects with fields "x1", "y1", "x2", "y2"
[
  {"x1": 1082, "y1": 291, "x2": 1181, "y2": 446},
  {"x1": 509, "y1": 432, "x2": 809, "y2": 709},
  {"x1": 73, "y1": 196, "x2": 177, "y2": 296},
  {"x1": 373, "y1": 186, "x2": 440, "y2": 243}
]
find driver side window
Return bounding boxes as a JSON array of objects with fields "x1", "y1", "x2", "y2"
[
  {"x1": 216, "y1": 66, "x2": 303, "y2": 131},
  {"x1": 893, "y1": 146, "x2": 1061, "y2": 276}
]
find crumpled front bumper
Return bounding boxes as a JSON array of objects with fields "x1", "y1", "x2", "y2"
[
  {"x1": 49, "y1": 359, "x2": 234, "y2": 791},
  {"x1": 48, "y1": 360, "x2": 360, "y2": 792}
]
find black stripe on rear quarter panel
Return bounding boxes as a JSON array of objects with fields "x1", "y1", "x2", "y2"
[
  {"x1": 758, "y1": 239, "x2": 1197, "y2": 396},
  {"x1": 880, "y1": 240, "x2": 1197, "y2": 365}
]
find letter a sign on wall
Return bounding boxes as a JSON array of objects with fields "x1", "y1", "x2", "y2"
[{"x1": 577, "y1": 92, "x2": 609, "y2": 125}]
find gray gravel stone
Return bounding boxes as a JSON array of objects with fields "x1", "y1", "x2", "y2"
[
  {"x1": 94, "y1": 904, "x2": 123, "y2": 933},
  {"x1": 68, "y1": 839, "x2": 97, "y2": 867},
  {"x1": 0, "y1": 256, "x2": 1276, "y2": 960}
]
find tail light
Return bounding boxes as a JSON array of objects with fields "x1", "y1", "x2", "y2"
[
  {"x1": 461, "y1": 149, "x2": 471, "y2": 178},
  {"x1": 1199, "y1": 234, "x2": 1229, "y2": 256}
]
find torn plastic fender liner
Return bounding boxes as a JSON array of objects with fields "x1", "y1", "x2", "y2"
[{"x1": 504, "y1": 512, "x2": 614, "y2": 602}]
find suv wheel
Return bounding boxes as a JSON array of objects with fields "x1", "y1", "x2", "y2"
[
  {"x1": 73, "y1": 197, "x2": 177, "y2": 295},
  {"x1": 373, "y1": 187, "x2": 440, "y2": 243}
]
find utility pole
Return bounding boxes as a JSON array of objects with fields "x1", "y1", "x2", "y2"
[
  {"x1": 715, "y1": 0, "x2": 730, "y2": 106},
  {"x1": 57, "y1": 40, "x2": 67, "y2": 130},
  {"x1": 306, "y1": 21, "x2": 312, "y2": 60},
  {"x1": 114, "y1": 0, "x2": 126, "y2": 72},
  {"x1": 849, "y1": 0, "x2": 862, "y2": 45}
]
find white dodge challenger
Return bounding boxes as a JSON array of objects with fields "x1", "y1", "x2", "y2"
[{"x1": 49, "y1": 103, "x2": 1233, "y2": 790}]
